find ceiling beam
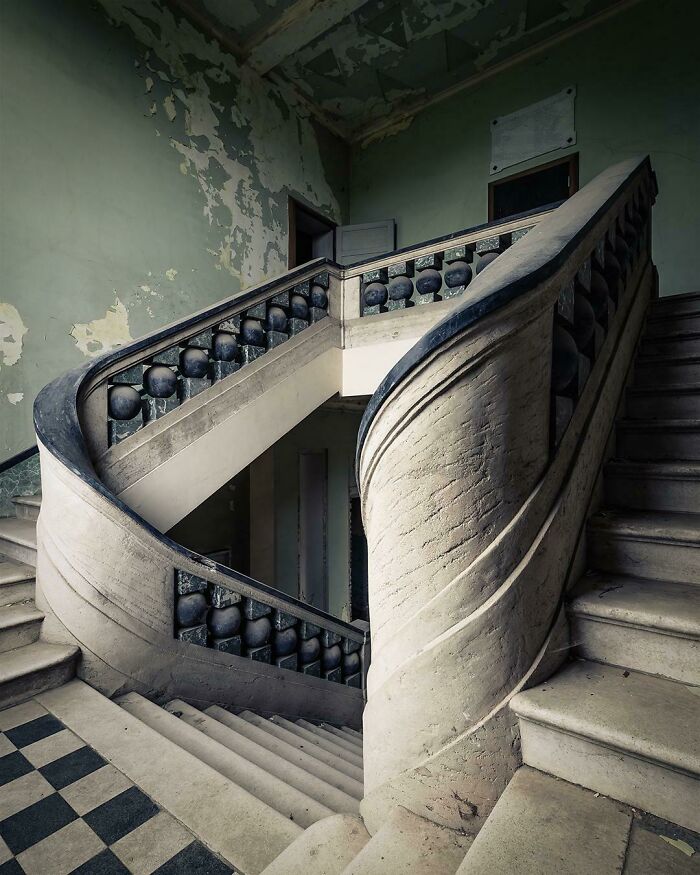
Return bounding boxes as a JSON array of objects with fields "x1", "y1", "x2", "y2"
[{"x1": 243, "y1": 0, "x2": 369, "y2": 75}]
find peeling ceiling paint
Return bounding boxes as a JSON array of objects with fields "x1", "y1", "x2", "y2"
[
  {"x1": 189, "y1": 0, "x2": 627, "y2": 137},
  {"x1": 70, "y1": 297, "x2": 134, "y2": 358},
  {"x1": 0, "y1": 304, "x2": 28, "y2": 369}
]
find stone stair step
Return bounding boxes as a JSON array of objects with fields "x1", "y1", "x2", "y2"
[
  {"x1": 645, "y1": 311, "x2": 700, "y2": 337},
  {"x1": 649, "y1": 291, "x2": 700, "y2": 317},
  {"x1": 11, "y1": 494, "x2": 41, "y2": 521},
  {"x1": 0, "y1": 556, "x2": 35, "y2": 605},
  {"x1": 0, "y1": 641, "x2": 78, "y2": 708},
  {"x1": 296, "y1": 718, "x2": 363, "y2": 756},
  {"x1": 239, "y1": 711, "x2": 364, "y2": 783},
  {"x1": 206, "y1": 705, "x2": 363, "y2": 800},
  {"x1": 0, "y1": 602, "x2": 43, "y2": 653},
  {"x1": 587, "y1": 510, "x2": 700, "y2": 585},
  {"x1": 568, "y1": 574, "x2": 700, "y2": 684},
  {"x1": 271, "y1": 716, "x2": 364, "y2": 769},
  {"x1": 510, "y1": 660, "x2": 700, "y2": 832},
  {"x1": 341, "y1": 805, "x2": 471, "y2": 874},
  {"x1": 0, "y1": 518, "x2": 37, "y2": 566},
  {"x1": 641, "y1": 329, "x2": 700, "y2": 358},
  {"x1": 634, "y1": 355, "x2": 700, "y2": 387},
  {"x1": 626, "y1": 384, "x2": 700, "y2": 420},
  {"x1": 260, "y1": 814, "x2": 370, "y2": 875},
  {"x1": 118, "y1": 693, "x2": 331, "y2": 829},
  {"x1": 616, "y1": 419, "x2": 700, "y2": 461},
  {"x1": 37, "y1": 679, "x2": 300, "y2": 874},
  {"x1": 165, "y1": 700, "x2": 359, "y2": 814},
  {"x1": 604, "y1": 460, "x2": 700, "y2": 513},
  {"x1": 456, "y1": 766, "x2": 632, "y2": 875},
  {"x1": 322, "y1": 724, "x2": 363, "y2": 747},
  {"x1": 339, "y1": 725, "x2": 364, "y2": 742}
]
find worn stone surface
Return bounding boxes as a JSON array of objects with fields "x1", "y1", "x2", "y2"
[{"x1": 0, "y1": 454, "x2": 41, "y2": 518}]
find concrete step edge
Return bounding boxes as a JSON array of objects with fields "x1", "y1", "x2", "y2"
[
  {"x1": 0, "y1": 641, "x2": 79, "y2": 684},
  {"x1": 118, "y1": 693, "x2": 332, "y2": 828},
  {"x1": 165, "y1": 700, "x2": 360, "y2": 814},
  {"x1": 37, "y1": 680, "x2": 301, "y2": 873},
  {"x1": 588, "y1": 512, "x2": 700, "y2": 545},
  {"x1": 567, "y1": 575, "x2": 700, "y2": 639},
  {"x1": 205, "y1": 705, "x2": 364, "y2": 799},
  {"x1": 511, "y1": 663, "x2": 700, "y2": 776},
  {"x1": 606, "y1": 459, "x2": 700, "y2": 480},
  {"x1": 271, "y1": 716, "x2": 364, "y2": 768},
  {"x1": 0, "y1": 603, "x2": 43, "y2": 631},
  {"x1": 617, "y1": 418, "x2": 700, "y2": 432},
  {"x1": 296, "y1": 719, "x2": 364, "y2": 756}
]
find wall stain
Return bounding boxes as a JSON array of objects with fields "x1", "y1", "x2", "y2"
[
  {"x1": 0, "y1": 304, "x2": 27, "y2": 369},
  {"x1": 70, "y1": 297, "x2": 134, "y2": 358}
]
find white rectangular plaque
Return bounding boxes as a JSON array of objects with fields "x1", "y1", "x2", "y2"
[{"x1": 490, "y1": 86, "x2": 576, "y2": 175}]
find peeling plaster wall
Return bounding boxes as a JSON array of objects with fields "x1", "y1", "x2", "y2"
[
  {"x1": 0, "y1": 0, "x2": 348, "y2": 459},
  {"x1": 348, "y1": 0, "x2": 700, "y2": 297}
]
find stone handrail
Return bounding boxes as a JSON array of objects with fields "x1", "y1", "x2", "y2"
[
  {"x1": 31, "y1": 201, "x2": 556, "y2": 719},
  {"x1": 354, "y1": 157, "x2": 656, "y2": 834}
]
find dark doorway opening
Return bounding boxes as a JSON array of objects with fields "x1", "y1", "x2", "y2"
[
  {"x1": 288, "y1": 197, "x2": 336, "y2": 268},
  {"x1": 350, "y1": 496, "x2": 369, "y2": 622},
  {"x1": 489, "y1": 154, "x2": 579, "y2": 222}
]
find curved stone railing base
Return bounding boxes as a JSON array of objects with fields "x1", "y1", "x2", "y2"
[{"x1": 35, "y1": 447, "x2": 363, "y2": 727}]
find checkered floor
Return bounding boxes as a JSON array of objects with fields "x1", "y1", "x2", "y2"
[{"x1": 0, "y1": 700, "x2": 234, "y2": 874}]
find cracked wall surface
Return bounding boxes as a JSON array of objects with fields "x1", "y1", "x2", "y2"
[
  {"x1": 0, "y1": 0, "x2": 348, "y2": 461},
  {"x1": 348, "y1": 0, "x2": 700, "y2": 297}
]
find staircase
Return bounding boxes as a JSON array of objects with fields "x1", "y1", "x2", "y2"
[
  {"x1": 0, "y1": 495, "x2": 79, "y2": 708},
  {"x1": 459, "y1": 290, "x2": 700, "y2": 871}
]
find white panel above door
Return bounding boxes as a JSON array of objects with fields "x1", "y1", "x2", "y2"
[{"x1": 336, "y1": 220, "x2": 396, "y2": 265}]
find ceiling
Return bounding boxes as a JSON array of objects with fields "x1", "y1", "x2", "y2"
[{"x1": 175, "y1": 0, "x2": 631, "y2": 142}]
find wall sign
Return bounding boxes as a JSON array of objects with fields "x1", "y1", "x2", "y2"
[{"x1": 490, "y1": 86, "x2": 576, "y2": 175}]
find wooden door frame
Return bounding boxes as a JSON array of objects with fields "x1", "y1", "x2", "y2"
[
  {"x1": 488, "y1": 152, "x2": 579, "y2": 222},
  {"x1": 287, "y1": 196, "x2": 337, "y2": 268}
]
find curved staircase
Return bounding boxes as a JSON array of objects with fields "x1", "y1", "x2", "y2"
[{"x1": 1, "y1": 157, "x2": 698, "y2": 873}]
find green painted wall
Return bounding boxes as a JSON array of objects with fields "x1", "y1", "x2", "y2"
[
  {"x1": 348, "y1": 0, "x2": 700, "y2": 298},
  {"x1": 273, "y1": 407, "x2": 364, "y2": 622},
  {"x1": 0, "y1": 0, "x2": 348, "y2": 460}
]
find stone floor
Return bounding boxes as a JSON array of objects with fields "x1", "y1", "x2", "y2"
[{"x1": 0, "y1": 700, "x2": 234, "y2": 875}]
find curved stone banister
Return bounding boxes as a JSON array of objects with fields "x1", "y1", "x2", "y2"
[
  {"x1": 30, "y1": 198, "x2": 557, "y2": 727},
  {"x1": 355, "y1": 157, "x2": 657, "y2": 833}
]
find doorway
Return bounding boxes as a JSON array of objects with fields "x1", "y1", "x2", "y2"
[
  {"x1": 288, "y1": 197, "x2": 336, "y2": 268},
  {"x1": 488, "y1": 154, "x2": 579, "y2": 222}
]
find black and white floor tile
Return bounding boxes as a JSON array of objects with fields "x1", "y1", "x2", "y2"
[{"x1": 0, "y1": 700, "x2": 234, "y2": 875}]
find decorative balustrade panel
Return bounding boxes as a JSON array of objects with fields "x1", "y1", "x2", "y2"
[
  {"x1": 174, "y1": 569, "x2": 364, "y2": 688},
  {"x1": 106, "y1": 271, "x2": 331, "y2": 446},
  {"x1": 359, "y1": 227, "x2": 534, "y2": 316},
  {"x1": 549, "y1": 177, "x2": 654, "y2": 447}
]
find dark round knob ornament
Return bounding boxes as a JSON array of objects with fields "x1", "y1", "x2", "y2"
[
  {"x1": 144, "y1": 364, "x2": 177, "y2": 398},
  {"x1": 108, "y1": 385, "x2": 141, "y2": 420}
]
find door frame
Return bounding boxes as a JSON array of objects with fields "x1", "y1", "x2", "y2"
[
  {"x1": 287, "y1": 196, "x2": 337, "y2": 268},
  {"x1": 488, "y1": 152, "x2": 579, "y2": 222}
]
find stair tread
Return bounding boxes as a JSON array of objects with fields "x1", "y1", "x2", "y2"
[
  {"x1": 119, "y1": 693, "x2": 331, "y2": 829},
  {"x1": 606, "y1": 459, "x2": 700, "y2": 478},
  {"x1": 511, "y1": 660, "x2": 700, "y2": 774},
  {"x1": 618, "y1": 418, "x2": 700, "y2": 430},
  {"x1": 0, "y1": 557, "x2": 35, "y2": 586},
  {"x1": 589, "y1": 509, "x2": 700, "y2": 543},
  {"x1": 569, "y1": 574, "x2": 700, "y2": 637},
  {"x1": 0, "y1": 518, "x2": 37, "y2": 548},
  {"x1": 0, "y1": 641, "x2": 78, "y2": 683},
  {"x1": 0, "y1": 602, "x2": 43, "y2": 630},
  {"x1": 37, "y1": 680, "x2": 300, "y2": 873},
  {"x1": 637, "y1": 353, "x2": 700, "y2": 365},
  {"x1": 457, "y1": 766, "x2": 632, "y2": 875},
  {"x1": 627, "y1": 383, "x2": 700, "y2": 396},
  {"x1": 11, "y1": 495, "x2": 41, "y2": 507}
]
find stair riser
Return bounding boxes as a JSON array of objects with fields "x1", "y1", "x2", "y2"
[
  {"x1": 0, "y1": 580, "x2": 35, "y2": 606},
  {"x1": 651, "y1": 296, "x2": 700, "y2": 317},
  {"x1": 645, "y1": 314, "x2": 700, "y2": 337},
  {"x1": 634, "y1": 361, "x2": 700, "y2": 387},
  {"x1": 616, "y1": 430, "x2": 700, "y2": 461},
  {"x1": 0, "y1": 659, "x2": 77, "y2": 709},
  {"x1": 0, "y1": 619, "x2": 42, "y2": 654},
  {"x1": 12, "y1": 504, "x2": 40, "y2": 522},
  {"x1": 588, "y1": 535, "x2": 699, "y2": 585},
  {"x1": 604, "y1": 474, "x2": 700, "y2": 513},
  {"x1": 0, "y1": 537, "x2": 36, "y2": 567},
  {"x1": 518, "y1": 717, "x2": 700, "y2": 833},
  {"x1": 626, "y1": 392, "x2": 700, "y2": 420},
  {"x1": 569, "y1": 616, "x2": 700, "y2": 685},
  {"x1": 641, "y1": 336, "x2": 700, "y2": 357}
]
